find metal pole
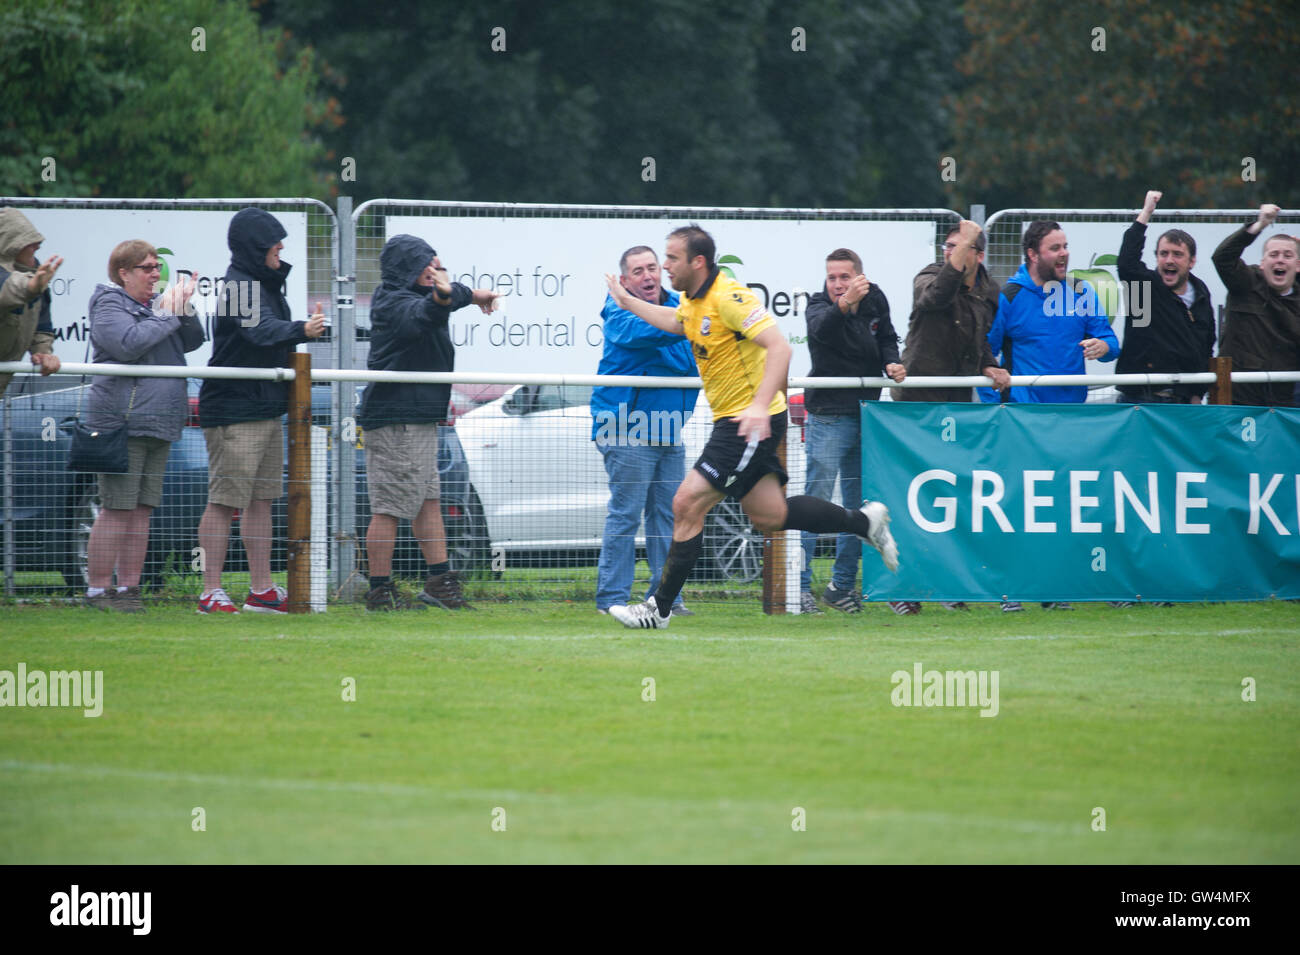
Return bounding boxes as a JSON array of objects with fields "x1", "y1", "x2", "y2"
[
  {"x1": 287, "y1": 353, "x2": 312, "y2": 612},
  {"x1": 3, "y1": 395, "x2": 14, "y2": 597},
  {"x1": 333, "y1": 195, "x2": 358, "y2": 598},
  {"x1": 762, "y1": 416, "x2": 789, "y2": 615},
  {"x1": 1209, "y1": 357, "x2": 1233, "y2": 405}
]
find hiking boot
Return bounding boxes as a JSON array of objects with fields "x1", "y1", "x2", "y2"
[
  {"x1": 822, "y1": 583, "x2": 861, "y2": 613},
  {"x1": 114, "y1": 586, "x2": 145, "y2": 613},
  {"x1": 799, "y1": 591, "x2": 824, "y2": 615},
  {"x1": 420, "y1": 571, "x2": 473, "y2": 610},
  {"x1": 366, "y1": 581, "x2": 425, "y2": 612}
]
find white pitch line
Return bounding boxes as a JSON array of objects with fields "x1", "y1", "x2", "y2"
[{"x1": 0, "y1": 759, "x2": 1090, "y2": 835}]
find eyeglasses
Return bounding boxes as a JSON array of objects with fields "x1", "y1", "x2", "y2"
[{"x1": 133, "y1": 263, "x2": 162, "y2": 273}]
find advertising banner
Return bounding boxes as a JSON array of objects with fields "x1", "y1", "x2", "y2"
[{"x1": 861, "y1": 402, "x2": 1300, "y2": 602}]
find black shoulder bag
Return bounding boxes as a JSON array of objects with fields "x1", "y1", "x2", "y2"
[{"x1": 66, "y1": 337, "x2": 136, "y2": 474}]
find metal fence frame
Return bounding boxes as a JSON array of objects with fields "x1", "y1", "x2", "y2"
[{"x1": 5, "y1": 198, "x2": 1299, "y2": 607}]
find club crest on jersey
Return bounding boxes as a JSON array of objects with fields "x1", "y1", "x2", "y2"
[{"x1": 700, "y1": 317, "x2": 711, "y2": 336}]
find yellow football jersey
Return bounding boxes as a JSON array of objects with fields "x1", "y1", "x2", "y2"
[{"x1": 675, "y1": 270, "x2": 787, "y2": 420}]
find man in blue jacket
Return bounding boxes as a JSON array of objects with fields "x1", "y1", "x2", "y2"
[
  {"x1": 981, "y1": 219, "x2": 1118, "y2": 404},
  {"x1": 357, "y1": 234, "x2": 498, "y2": 612},
  {"x1": 982, "y1": 220, "x2": 1118, "y2": 611},
  {"x1": 197, "y1": 207, "x2": 326, "y2": 614},
  {"x1": 592, "y1": 245, "x2": 699, "y2": 616}
]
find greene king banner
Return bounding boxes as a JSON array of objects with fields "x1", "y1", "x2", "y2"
[{"x1": 860, "y1": 403, "x2": 1300, "y2": 602}]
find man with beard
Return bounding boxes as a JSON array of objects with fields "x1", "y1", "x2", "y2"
[
  {"x1": 1115, "y1": 190, "x2": 1216, "y2": 404},
  {"x1": 982, "y1": 220, "x2": 1118, "y2": 611},
  {"x1": 602, "y1": 225, "x2": 900, "y2": 630},
  {"x1": 1212, "y1": 203, "x2": 1300, "y2": 408},
  {"x1": 799, "y1": 247, "x2": 905, "y2": 615}
]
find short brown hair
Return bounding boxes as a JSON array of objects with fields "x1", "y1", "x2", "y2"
[
  {"x1": 666, "y1": 224, "x2": 715, "y2": 268},
  {"x1": 1022, "y1": 220, "x2": 1062, "y2": 262},
  {"x1": 826, "y1": 248, "x2": 862, "y2": 273},
  {"x1": 1263, "y1": 234, "x2": 1300, "y2": 255},
  {"x1": 108, "y1": 240, "x2": 157, "y2": 286}
]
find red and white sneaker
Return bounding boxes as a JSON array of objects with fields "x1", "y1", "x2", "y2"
[
  {"x1": 198, "y1": 588, "x2": 240, "y2": 615},
  {"x1": 243, "y1": 584, "x2": 288, "y2": 614}
]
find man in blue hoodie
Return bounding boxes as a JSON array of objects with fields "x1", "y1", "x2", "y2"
[
  {"x1": 196, "y1": 208, "x2": 326, "y2": 614},
  {"x1": 981, "y1": 220, "x2": 1118, "y2": 404},
  {"x1": 981, "y1": 220, "x2": 1118, "y2": 611},
  {"x1": 591, "y1": 245, "x2": 699, "y2": 616},
  {"x1": 357, "y1": 234, "x2": 498, "y2": 612}
]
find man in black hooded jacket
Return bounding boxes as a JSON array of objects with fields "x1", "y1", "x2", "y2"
[
  {"x1": 196, "y1": 207, "x2": 326, "y2": 614},
  {"x1": 356, "y1": 234, "x2": 498, "y2": 611}
]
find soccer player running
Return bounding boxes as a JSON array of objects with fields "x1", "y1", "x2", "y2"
[{"x1": 603, "y1": 225, "x2": 899, "y2": 629}]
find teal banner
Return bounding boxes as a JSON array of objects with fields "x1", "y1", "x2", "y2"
[{"x1": 860, "y1": 403, "x2": 1300, "y2": 602}]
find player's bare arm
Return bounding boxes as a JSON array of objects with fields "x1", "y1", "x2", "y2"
[
  {"x1": 731, "y1": 325, "x2": 789, "y2": 443},
  {"x1": 604, "y1": 273, "x2": 682, "y2": 334}
]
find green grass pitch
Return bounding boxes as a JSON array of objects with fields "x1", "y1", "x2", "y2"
[{"x1": 1, "y1": 600, "x2": 1296, "y2": 864}]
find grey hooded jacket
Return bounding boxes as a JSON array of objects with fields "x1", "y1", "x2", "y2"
[{"x1": 84, "y1": 283, "x2": 205, "y2": 442}]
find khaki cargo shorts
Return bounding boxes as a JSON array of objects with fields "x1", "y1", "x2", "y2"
[
  {"x1": 204, "y1": 418, "x2": 283, "y2": 509},
  {"x1": 365, "y1": 422, "x2": 441, "y2": 520}
]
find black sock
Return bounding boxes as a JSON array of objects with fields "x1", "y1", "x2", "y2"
[
  {"x1": 427, "y1": 561, "x2": 450, "y2": 577},
  {"x1": 369, "y1": 575, "x2": 391, "y2": 589},
  {"x1": 653, "y1": 532, "x2": 703, "y2": 617},
  {"x1": 782, "y1": 495, "x2": 870, "y2": 535}
]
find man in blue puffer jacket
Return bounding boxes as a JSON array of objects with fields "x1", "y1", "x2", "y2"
[
  {"x1": 357, "y1": 234, "x2": 498, "y2": 612},
  {"x1": 591, "y1": 245, "x2": 698, "y2": 616},
  {"x1": 980, "y1": 219, "x2": 1118, "y2": 405}
]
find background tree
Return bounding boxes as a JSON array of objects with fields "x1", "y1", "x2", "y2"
[
  {"x1": 0, "y1": 0, "x2": 335, "y2": 198},
  {"x1": 945, "y1": 0, "x2": 1300, "y2": 210},
  {"x1": 260, "y1": 0, "x2": 964, "y2": 207}
]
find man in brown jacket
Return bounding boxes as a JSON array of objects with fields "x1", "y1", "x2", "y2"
[
  {"x1": 893, "y1": 219, "x2": 1009, "y2": 403},
  {"x1": 1212, "y1": 203, "x2": 1300, "y2": 407},
  {"x1": 888, "y1": 219, "x2": 1009, "y2": 615},
  {"x1": 0, "y1": 208, "x2": 63, "y2": 394}
]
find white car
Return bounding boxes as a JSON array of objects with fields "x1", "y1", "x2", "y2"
[{"x1": 454, "y1": 384, "x2": 811, "y2": 582}]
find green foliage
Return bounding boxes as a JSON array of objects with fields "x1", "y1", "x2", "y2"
[
  {"x1": 259, "y1": 0, "x2": 964, "y2": 207},
  {"x1": 947, "y1": 0, "x2": 1300, "y2": 209},
  {"x1": 0, "y1": 0, "x2": 334, "y2": 198}
]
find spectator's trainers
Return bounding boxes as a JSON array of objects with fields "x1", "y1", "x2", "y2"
[
  {"x1": 799, "y1": 591, "x2": 824, "y2": 615},
  {"x1": 609, "y1": 595, "x2": 670, "y2": 630},
  {"x1": 366, "y1": 581, "x2": 425, "y2": 612},
  {"x1": 858, "y1": 500, "x2": 900, "y2": 572},
  {"x1": 889, "y1": 601, "x2": 922, "y2": 615},
  {"x1": 1108, "y1": 600, "x2": 1137, "y2": 608},
  {"x1": 1000, "y1": 601, "x2": 1024, "y2": 613},
  {"x1": 84, "y1": 591, "x2": 114, "y2": 612},
  {"x1": 114, "y1": 586, "x2": 145, "y2": 614},
  {"x1": 420, "y1": 571, "x2": 473, "y2": 610},
  {"x1": 198, "y1": 588, "x2": 240, "y2": 615},
  {"x1": 670, "y1": 602, "x2": 695, "y2": 617},
  {"x1": 941, "y1": 601, "x2": 970, "y2": 611},
  {"x1": 1041, "y1": 602, "x2": 1074, "y2": 611},
  {"x1": 822, "y1": 583, "x2": 861, "y2": 613},
  {"x1": 244, "y1": 584, "x2": 288, "y2": 614}
]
